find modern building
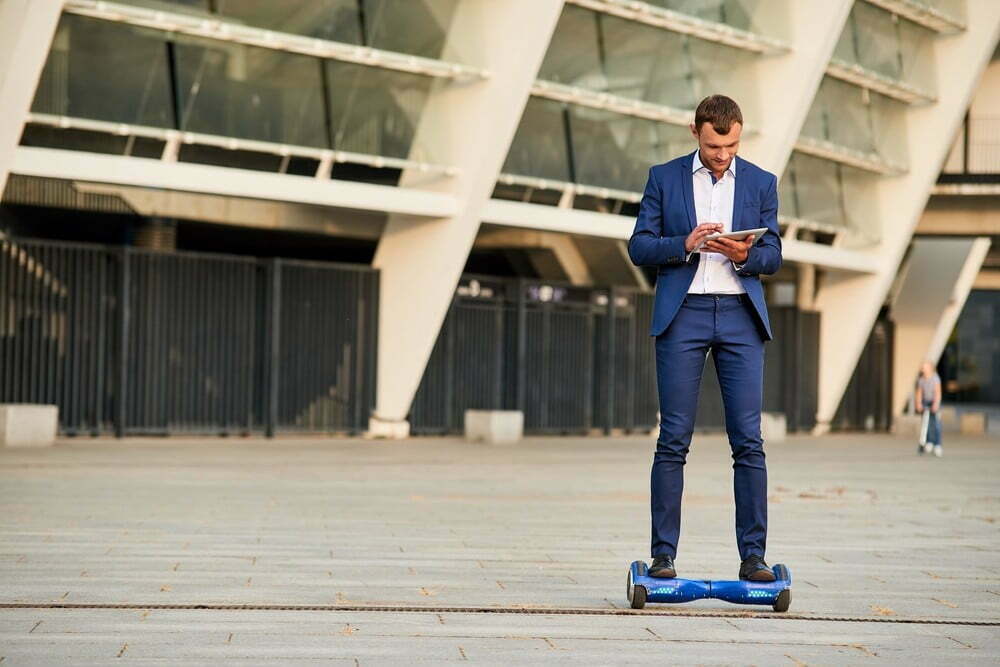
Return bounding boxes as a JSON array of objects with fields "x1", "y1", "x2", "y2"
[{"x1": 1, "y1": 0, "x2": 998, "y2": 438}]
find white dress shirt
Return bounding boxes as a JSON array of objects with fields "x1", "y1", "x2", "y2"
[{"x1": 687, "y1": 151, "x2": 746, "y2": 295}]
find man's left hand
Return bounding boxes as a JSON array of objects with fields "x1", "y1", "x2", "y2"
[{"x1": 703, "y1": 235, "x2": 754, "y2": 263}]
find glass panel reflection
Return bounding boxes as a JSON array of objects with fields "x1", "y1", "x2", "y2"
[
  {"x1": 503, "y1": 97, "x2": 693, "y2": 193},
  {"x1": 783, "y1": 152, "x2": 847, "y2": 228},
  {"x1": 32, "y1": 14, "x2": 174, "y2": 128},
  {"x1": 323, "y1": 60, "x2": 435, "y2": 161},
  {"x1": 568, "y1": 106, "x2": 692, "y2": 192},
  {"x1": 503, "y1": 97, "x2": 572, "y2": 183},
  {"x1": 173, "y1": 37, "x2": 328, "y2": 147},
  {"x1": 800, "y1": 76, "x2": 908, "y2": 167},
  {"x1": 540, "y1": 5, "x2": 759, "y2": 116},
  {"x1": 646, "y1": 0, "x2": 761, "y2": 32},
  {"x1": 833, "y1": 2, "x2": 937, "y2": 94},
  {"x1": 120, "y1": 0, "x2": 458, "y2": 59}
]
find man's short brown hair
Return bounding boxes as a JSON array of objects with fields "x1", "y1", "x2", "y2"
[{"x1": 694, "y1": 95, "x2": 743, "y2": 135}]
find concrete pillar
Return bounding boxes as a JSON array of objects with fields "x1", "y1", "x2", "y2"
[
  {"x1": 0, "y1": 0, "x2": 62, "y2": 198},
  {"x1": 891, "y1": 236, "x2": 991, "y2": 416},
  {"x1": 812, "y1": 0, "x2": 1000, "y2": 433},
  {"x1": 368, "y1": 1, "x2": 565, "y2": 437}
]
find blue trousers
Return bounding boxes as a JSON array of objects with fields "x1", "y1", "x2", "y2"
[
  {"x1": 652, "y1": 294, "x2": 767, "y2": 561},
  {"x1": 922, "y1": 401, "x2": 942, "y2": 445}
]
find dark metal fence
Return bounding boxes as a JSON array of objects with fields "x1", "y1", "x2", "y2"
[
  {"x1": 0, "y1": 238, "x2": 377, "y2": 436},
  {"x1": 411, "y1": 276, "x2": 821, "y2": 436},
  {"x1": 833, "y1": 311, "x2": 893, "y2": 431}
]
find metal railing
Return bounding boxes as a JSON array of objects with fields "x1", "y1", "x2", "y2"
[
  {"x1": 0, "y1": 238, "x2": 377, "y2": 436},
  {"x1": 410, "y1": 275, "x2": 823, "y2": 435}
]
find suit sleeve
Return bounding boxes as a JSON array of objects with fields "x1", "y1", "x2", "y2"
[
  {"x1": 627, "y1": 166, "x2": 689, "y2": 267},
  {"x1": 734, "y1": 173, "x2": 782, "y2": 277}
]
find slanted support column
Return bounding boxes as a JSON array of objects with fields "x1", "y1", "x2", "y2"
[
  {"x1": 891, "y1": 236, "x2": 991, "y2": 416},
  {"x1": 812, "y1": 0, "x2": 1000, "y2": 433},
  {"x1": 738, "y1": 0, "x2": 853, "y2": 174},
  {"x1": 0, "y1": 0, "x2": 62, "y2": 198},
  {"x1": 368, "y1": 1, "x2": 565, "y2": 437}
]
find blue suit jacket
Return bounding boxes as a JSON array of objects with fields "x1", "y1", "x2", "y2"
[{"x1": 627, "y1": 150, "x2": 782, "y2": 340}]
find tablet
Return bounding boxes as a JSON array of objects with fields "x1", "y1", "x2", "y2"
[{"x1": 695, "y1": 227, "x2": 768, "y2": 251}]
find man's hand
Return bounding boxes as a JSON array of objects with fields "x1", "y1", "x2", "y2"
[
  {"x1": 685, "y1": 223, "x2": 723, "y2": 253},
  {"x1": 704, "y1": 235, "x2": 754, "y2": 264}
]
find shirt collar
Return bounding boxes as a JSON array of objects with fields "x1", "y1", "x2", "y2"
[{"x1": 692, "y1": 150, "x2": 737, "y2": 179}]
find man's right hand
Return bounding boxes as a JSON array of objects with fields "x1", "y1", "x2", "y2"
[{"x1": 685, "y1": 223, "x2": 724, "y2": 253}]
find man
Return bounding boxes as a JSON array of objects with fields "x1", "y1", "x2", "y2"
[
  {"x1": 627, "y1": 95, "x2": 782, "y2": 582},
  {"x1": 915, "y1": 361, "x2": 943, "y2": 457}
]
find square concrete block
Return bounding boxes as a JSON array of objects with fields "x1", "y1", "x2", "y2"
[
  {"x1": 464, "y1": 410, "x2": 523, "y2": 445},
  {"x1": 939, "y1": 405, "x2": 958, "y2": 431},
  {"x1": 0, "y1": 404, "x2": 58, "y2": 447},
  {"x1": 894, "y1": 414, "x2": 922, "y2": 438},
  {"x1": 960, "y1": 411, "x2": 987, "y2": 435},
  {"x1": 761, "y1": 411, "x2": 786, "y2": 443}
]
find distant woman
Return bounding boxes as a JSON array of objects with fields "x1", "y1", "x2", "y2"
[{"x1": 915, "y1": 361, "x2": 943, "y2": 457}]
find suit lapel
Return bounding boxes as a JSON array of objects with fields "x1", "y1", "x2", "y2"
[
  {"x1": 680, "y1": 151, "x2": 697, "y2": 231},
  {"x1": 731, "y1": 156, "x2": 745, "y2": 232}
]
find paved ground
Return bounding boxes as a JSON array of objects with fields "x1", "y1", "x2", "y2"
[{"x1": 0, "y1": 431, "x2": 997, "y2": 664}]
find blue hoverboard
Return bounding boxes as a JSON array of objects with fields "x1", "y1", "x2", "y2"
[{"x1": 626, "y1": 560, "x2": 792, "y2": 612}]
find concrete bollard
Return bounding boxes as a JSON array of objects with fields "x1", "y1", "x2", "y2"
[
  {"x1": 464, "y1": 410, "x2": 523, "y2": 445},
  {"x1": 959, "y1": 411, "x2": 987, "y2": 436},
  {"x1": 893, "y1": 414, "x2": 922, "y2": 438},
  {"x1": 761, "y1": 412, "x2": 787, "y2": 443},
  {"x1": 0, "y1": 404, "x2": 58, "y2": 447}
]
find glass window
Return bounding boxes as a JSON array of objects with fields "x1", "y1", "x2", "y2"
[
  {"x1": 504, "y1": 97, "x2": 694, "y2": 192},
  {"x1": 31, "y1": 14, "x2": 174, "y2": 128},
  {"x1": 646, "y1": 0, "x2": 760, "y2": 32},
  {"x1": 120, "y1": 0, "x2": 458, "y2": 60},
  {"x1": 800, "y1": 76, "x2": 908, "y2": 167},
  {"x1": 502, "y1": 97, "x2": 572, "y2": 183},
  {"x1": 833, "y1": 2, "x2": 937, "y2": 94},
  {"x1": 173, "y1": 37, "x2": 328, "y2": 147},
  {"x1": 323, "y1": 61, "x2": 435, "y2": 161},
  {"x1": 783, "y1": 151, "x2": 877, "y2": 242},
  {"x1": 568, "y1": 106, "x2": 692, "y2": 192},
  {"x1": 540, "y1": 5, "x2": 759, "y2": 116},
  {"x1": 783, "y1": 152, "x2": 848, "y2": 229}
]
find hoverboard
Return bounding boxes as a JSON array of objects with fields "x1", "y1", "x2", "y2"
[{"x1": 626, "y1": 560, "x2": 792, "y2": 612}]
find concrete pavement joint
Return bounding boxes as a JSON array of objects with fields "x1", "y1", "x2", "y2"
[{"x1": 0, "y1": 603, "x2": 996, "y2": 626}]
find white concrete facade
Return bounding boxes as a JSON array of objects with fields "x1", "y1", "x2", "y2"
[
  {"x1": 2, "y1": 0, "x2": 998, "y2": 436},
  {"x1": 812, "y1": 0, "x2": 1000, "y2": 432}
]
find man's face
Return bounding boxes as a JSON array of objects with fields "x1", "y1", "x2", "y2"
[{"x1": 690, "y1": 121, "x2": 742, "y2": 173}]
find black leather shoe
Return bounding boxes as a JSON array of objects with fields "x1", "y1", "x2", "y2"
[
  {"x1": 739, "y1": 554, "x2": 776, "y2": 582},
  {"x1": 649, "y1": 554, "x2": 676, "y2": 578}
]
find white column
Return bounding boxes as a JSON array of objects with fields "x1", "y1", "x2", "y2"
[
  {"x1": 368, "y1": 1, "x2": 565, "y2": 437},
  {"x1": 891, "y1": 236, "x2": 991, "y2": 416},
  {"x1": 812, "y1": 0, "x2": 1000, "y2": 432},
  {"x1": 738, "y1": 0, "x2": 853, "y2": 174},
  {"x1": 0, "y1": 0, "x2": 62, "y2": 198}
]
